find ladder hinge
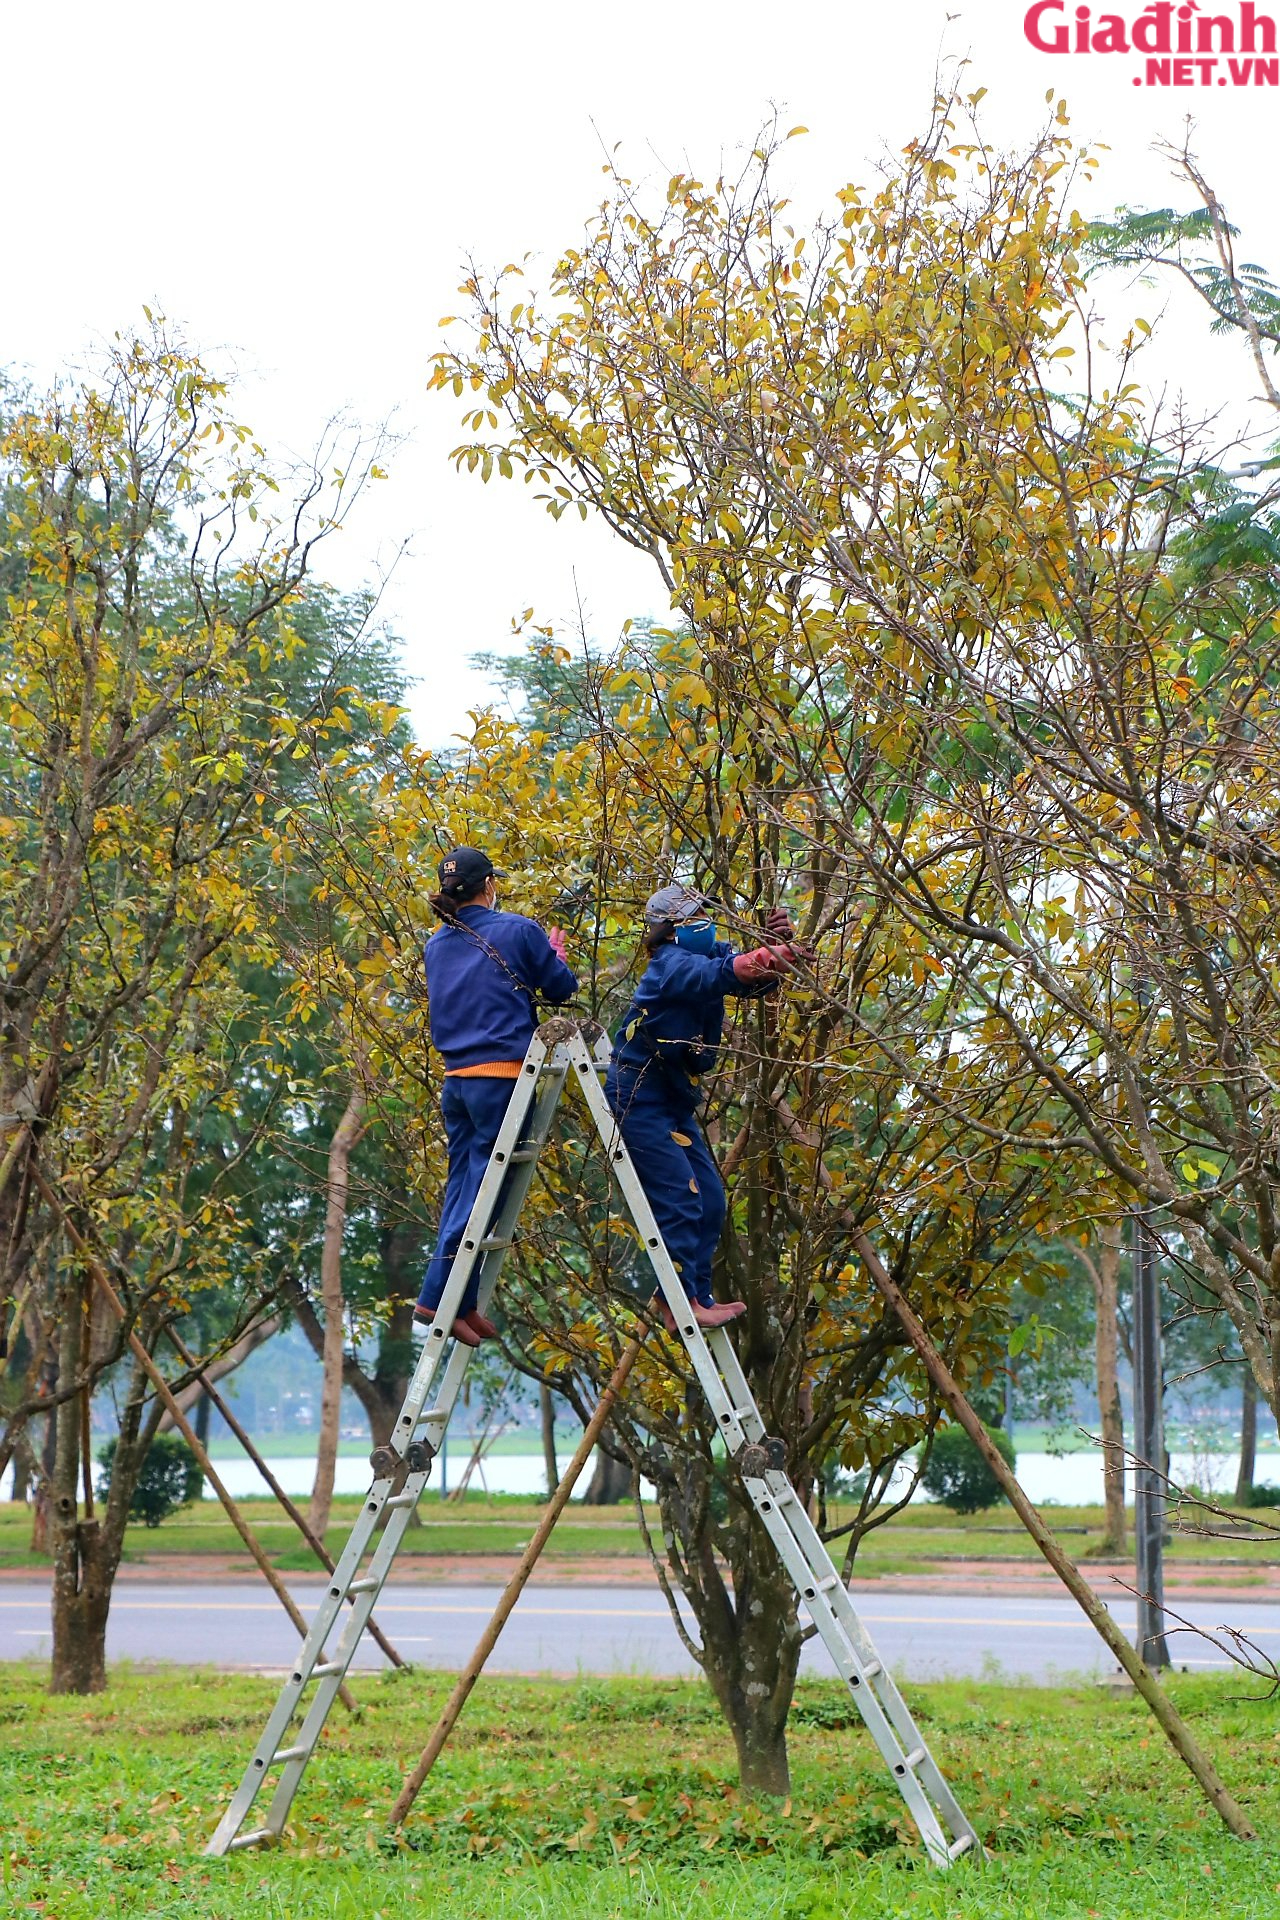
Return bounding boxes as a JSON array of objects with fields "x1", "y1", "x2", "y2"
[
  {"x1": 370, "y1": 1437, "x2": 434, "y2": 1479},
  {"x1": 536, "y1": 1015, "x2": 580, "y2": 1044},
  {"x1": 734, "y1": 1435, "x2": 787, "y2": 1479}
]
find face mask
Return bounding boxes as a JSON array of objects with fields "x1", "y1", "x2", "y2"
[{"x1": 675, "y1": 918, "x2": 716, "y2": 954}]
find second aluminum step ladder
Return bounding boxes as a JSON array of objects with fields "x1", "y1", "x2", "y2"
[{"x1": 206, "y1": 1016, "x2": 978, "y2": 1869}]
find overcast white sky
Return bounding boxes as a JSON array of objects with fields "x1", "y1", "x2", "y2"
[{"x1": 6, "y1": 2, "x2": 1277, "y2": 744}]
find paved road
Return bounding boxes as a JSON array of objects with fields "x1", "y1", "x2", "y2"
[{"x1": 4, "y1": 1580, "x2": 1277, "y2": 1681}]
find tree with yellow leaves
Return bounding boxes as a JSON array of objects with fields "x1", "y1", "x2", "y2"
[
  {"x1": 0, "y1": 322, "x2": 381, "y2": 1690},
  {"x1": 397, "y1": 94, "x2": 1120, "y2": 1787}
]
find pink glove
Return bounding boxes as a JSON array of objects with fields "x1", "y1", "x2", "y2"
[
  {"x1": 733, "y1": 945, "x2": 794, "y2": 983},
  {"x1": 548, "y1": 925, "x2": 568, "y2": 963}
]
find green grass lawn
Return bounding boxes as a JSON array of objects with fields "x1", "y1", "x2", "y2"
[
  {"x1": 4, "y1": 1494, "x2": 1277, "y2": 1579},
  {"x1": 1, "y1": 1665, "x2": 1277, "y2": 1917}
]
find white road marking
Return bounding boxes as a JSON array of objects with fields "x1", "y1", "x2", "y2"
[{"x1": 2, "y1": 1598, "x2": 1276, "y2": 1635}]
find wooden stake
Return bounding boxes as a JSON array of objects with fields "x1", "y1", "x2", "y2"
[
  {"x1": 851, "y1": 1225, "x2": 1257, "y2": 1843},
  {"x1": 768, "y1": 1091, "x2": 1255, "y2": 1841},
  {"x1": 33, "y1": 1169, "x2": 359, "y2": 1714},
  {"x1": 390, "y1": 1331, "x2": 646, "y2": 1828},
  {"x1": 161, "y1": 1322, "x2": 406, "y2": 1670}
]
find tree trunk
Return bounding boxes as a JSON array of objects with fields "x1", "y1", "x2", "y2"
[
  {"x1": 712, "y1": 1575, "x2": 798, "y2": 1797},
  {"x1": 368, "y1": 1217, "x2": 425, "y2": 1456},
  {"x1": 10, "y1": 1422, "x2": 37, "y2": 1505},
  {"x1": 287, "y1": 1282, "x2": 402, "y2": 1450},
  {"x1": 50, "y1": 1512, "x2": 113, "y2": 1694},
  {"x1": 582, "y1": 1443, "x2": 630, "y2": 1505},
  {"x1": 31, "y1": 1381, "x2": 58, "y2": 1554},
  {"x1": 48, "y1": 1290, "x2": 111, "y2": 1693},
  {"x1": 1236, "y1": 1363, "x2": 1257, "y2": 1508},
  {"x1": 309, "y1": 1088, "x2": 365, "y2": 1537},
  {"x1": 540, "y1": 1384, "x2": 558, "y2": 1497},
  {"x1": 668, "y1": 1459, "x2": 801, "y2": 1797},
  {"x1": 1094, "y1": 1222, "x2": 1126, "y2": 1554},
  {"x1": 30, "y1": 1482, "x2": 50, "y2": 1555}
]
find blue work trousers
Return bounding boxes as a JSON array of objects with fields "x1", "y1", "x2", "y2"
[
  {"x1": 417, "y1": 1075, "x2": 517, "y2": 1316},
  {"x1": 606, "y1": 1074, "x2": 726, "y2": 1305}
]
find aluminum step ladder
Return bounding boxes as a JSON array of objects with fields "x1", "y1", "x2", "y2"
[{"x1": 206, "y1": 1017, "x2": 978, "y2": 1869}]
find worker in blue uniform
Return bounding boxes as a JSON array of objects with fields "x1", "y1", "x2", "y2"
[
  {"x1": 606, "y1": 884, "x2": 799, "y2": 1332},
  {"x1": 414, "y1": 846, "x2": 577, "y2": 1344}
]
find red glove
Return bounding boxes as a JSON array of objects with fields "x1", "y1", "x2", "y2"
[
  {"x1": 548, "y1": 926, "x2": 568, "y2": 963},
  {"x1": 733, "y1": 945, "x2": 794, "y2": 983},
  {"x1": 766, "y1": 906, "x2": 794, "y2": 940}
]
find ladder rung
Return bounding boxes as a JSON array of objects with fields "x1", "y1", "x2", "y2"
[
  {"x1": 894, "y1": 1746, "x2": 926, "y2": 1775},
  {"x1": 227, "y1": 1828, "x2": 274, "y2": 1851},
  {"x1": 312, "y1": 1660, "x2": 345, "y2": 1677},
  {"x1": 347, "y1": 1577, "x2": 380, "y2": 1594},
  {"x1": 861, "y1": 1658, "x2": 883, "y2": 1679},
  {"x1": 949, "y1": 1834, "x2": 976, "y2": 1859},
  {"x1": 385, "y1": 1489, "x2": 418, "y2": 1508},
  {"x1": 509, "y1": 1148, "x2": 540, "y2": 1163},
  {"x1": 272, "y1": 1744, "x2": 310, "y2": 1765},
  {"x1": 479, "y1": 1235, "x2": 513, "y2": 1250},
  {"x1": 817, "y1": 1575, "x2": 840, "y2": 1594}
]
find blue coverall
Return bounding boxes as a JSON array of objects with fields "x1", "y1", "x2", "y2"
[
  {"x1": 417, "y1": 905, "x2": 577, "y2": 1316},
  {"x1": 605, "y1": 941, "x2": 766, "y2": 1305}
]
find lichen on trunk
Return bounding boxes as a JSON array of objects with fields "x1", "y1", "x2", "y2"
[
  {"x1": 644, "y1": 1386, "x2": 807, "y2": 1798},
  {"x1": 699, "y1": 1502, "x2": 802, "y2": 1796}
]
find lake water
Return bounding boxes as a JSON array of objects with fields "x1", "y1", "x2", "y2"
[{"x1": 5, "y1": 1446, "x2": 1277, "y2": 1506}]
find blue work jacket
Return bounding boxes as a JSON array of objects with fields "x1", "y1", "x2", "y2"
[
  {"x1": 610, "y1": 940, "x2": 769, "y2": 1109},
  {"x1": 425, "y1": 905, "x2": 577, "y2": 1070}
]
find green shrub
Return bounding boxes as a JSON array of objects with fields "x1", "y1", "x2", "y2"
[
  {"x1": 921, "y1": 1422, "x2": 1016, "y2": 1514},
  {"x1": 1246, "y1": 1481, "x2": 1280, "y2": 1508},
  {"x1": 96, "y1": 1433, "x2": 202, "y2": 1527}
]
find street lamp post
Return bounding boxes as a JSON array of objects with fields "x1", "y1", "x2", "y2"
[{"x1": 1131, "y1": 1207, "x2": 1170, "y2": 1667}]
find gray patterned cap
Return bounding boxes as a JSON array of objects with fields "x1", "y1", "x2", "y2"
[{"x1": 644, "y1": 883, "x2": 709, "y2": 926}]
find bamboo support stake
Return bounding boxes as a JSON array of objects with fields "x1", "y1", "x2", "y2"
[
  {"x1": 390, "y1": 1331, "x2": 646, "y2": 1827},
  {"x1": 767, "y1": 1090, "x2": 1255, "y2": 1840},
  {"x1": 162, "y1": 1323, "x2": 406, "y2": 1671},
  {"x1": 33, "y1": 1169, "x2": 358, "y2": 1714},
  {"x1": 851, "y1": 1225, "x2": 1257, "y2": 1843}
]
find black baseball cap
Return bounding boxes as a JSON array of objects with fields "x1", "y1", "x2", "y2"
[{"x1": 437, "y1": 847, "x2": 500, "y2": 896}]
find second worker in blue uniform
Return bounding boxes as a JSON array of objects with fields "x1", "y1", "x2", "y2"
[{"x1": 606, "y1": 884, "x2": 799, "y2": 1331}]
